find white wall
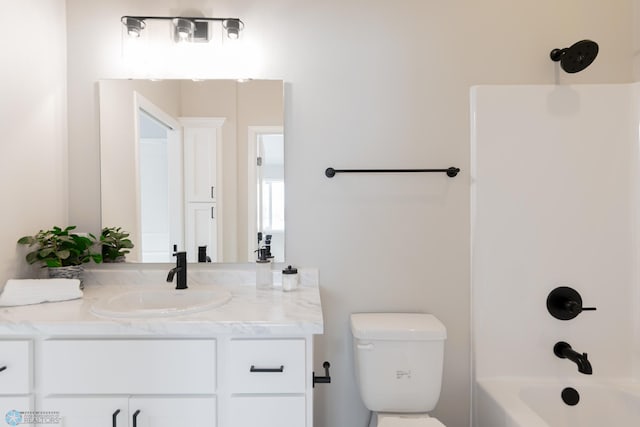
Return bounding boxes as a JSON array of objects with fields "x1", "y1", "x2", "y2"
[
  {"x1": 472, "y1": 84, "x2": 637, "y2": 381},
  {"x1": 0, "y1": 1, "x2": 68, "y2": 283},
  {"x1": 633, "y1": 84, "x2": 640, "y2": 382},
  {"x1": 62, "y1": 1, "x2": 634, "y2": 427},
  {"x1": 634, "y1": 1, "x2": 640, "y2": 80}
]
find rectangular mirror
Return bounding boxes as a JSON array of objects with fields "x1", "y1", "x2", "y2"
[{"x1": 99, "y1": 79, "x2": 284, "y2": 263}]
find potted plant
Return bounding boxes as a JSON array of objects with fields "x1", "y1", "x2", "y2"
[
  {"x1": 17, "y1": 226, "x2": 102, "y2": 286},
  {"x1": 100, "y1": 227, "x2": 134, "y2": 263}
]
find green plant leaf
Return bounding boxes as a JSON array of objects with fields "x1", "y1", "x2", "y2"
[
  {"x1": 45, "y1": 259, "x2": 62, "y2": 268},
  {"x1": 17, "y1": 236, "x2": 35, "y2": 245},
  {"x1": 56, "y1": 250, "x2": 70, "y2": 259},
  {"x1": 25, "y1": 252, "x2": 39, "y2": 264}
]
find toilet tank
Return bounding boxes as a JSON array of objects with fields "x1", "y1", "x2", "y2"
[{"x1": 350, "y1": 313, "x2": 447, "y2": 413}]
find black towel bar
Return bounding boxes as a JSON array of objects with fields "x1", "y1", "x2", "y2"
[{"x1": 325, "y1": 167, "x2": 460, "y2": 178}]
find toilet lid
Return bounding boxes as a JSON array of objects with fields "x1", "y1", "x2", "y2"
[{"x1": 378, "y1": 414, "x2": 446, "y2": 427}]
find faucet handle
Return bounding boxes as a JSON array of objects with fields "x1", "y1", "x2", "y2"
[
  {"x1": 564, "y1": 300, "x2": 597, "y2": 315},
  {"x1": 547, "y1": 286, "x2": 596, "y2": 320}
]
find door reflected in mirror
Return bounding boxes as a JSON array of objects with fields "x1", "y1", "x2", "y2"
[{"x1": 99, "y1": 79, "x2": 284, "y2": 263}]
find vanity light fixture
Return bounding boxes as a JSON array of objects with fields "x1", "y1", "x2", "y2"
[{"x1": 121, "y1": 15, "x2": 245, "y2": 42}]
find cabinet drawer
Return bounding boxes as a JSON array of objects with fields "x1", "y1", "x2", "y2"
[
  {"x1": 230, "y1": 395, "x2": 305, "y2": 427},
  {"x1": 41, "y1": 339, "x2": 216, "y2": 394},
  {"x1": 0, "y1": 341, "x2": 31, "y2": 394},
  {"x1": 229, "y1": 339, "x2": 305, "y2": 393}
]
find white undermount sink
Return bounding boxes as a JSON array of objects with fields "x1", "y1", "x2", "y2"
[{"x1": 91, "y1": 288, "x2": 232, "y2": 318}]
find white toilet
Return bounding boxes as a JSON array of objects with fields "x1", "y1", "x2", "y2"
[{"x1": 350, "y1": 313, "x2": 447, "y2": 427}]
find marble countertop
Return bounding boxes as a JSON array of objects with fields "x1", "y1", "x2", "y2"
[{"x1": 0, "y1": 267, "x2": 323, "y2": 336}]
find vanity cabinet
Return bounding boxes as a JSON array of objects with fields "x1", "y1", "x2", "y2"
[
  {"x1": 29, "y1": 336, "x2": 315, "y2": 427},
  {"x1": 0, "y1": 270, "x2": 322, "y2": 426}
]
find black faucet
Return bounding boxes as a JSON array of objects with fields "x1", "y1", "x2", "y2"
[
  {"x1": 166, "y1": 251, "x2": 188, "y2": 290},
  {"x1": 554, "y1": 341, "x2": 592, "y2": 375}
]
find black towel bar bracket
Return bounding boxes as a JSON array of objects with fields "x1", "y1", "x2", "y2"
[{"x1": 325, "y1": 167, "x2": 460, "y2": 178}]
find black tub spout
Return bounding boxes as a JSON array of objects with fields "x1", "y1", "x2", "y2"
[{"x1": 554, "y1": 341, "x2": 592, "y2": 375}]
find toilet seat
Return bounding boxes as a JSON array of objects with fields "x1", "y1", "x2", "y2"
[{"x1": 376, "y1": 413, "x2": 446, "y2": 427}]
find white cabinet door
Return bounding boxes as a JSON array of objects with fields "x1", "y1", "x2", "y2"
[
  {"x1": 128, "y1": 396, "x2": 216, "y2": 427},
  {"x1": 42, "y1": 396, "x2": 216, "y2": 427},
  {"x1": 185, "y1": 203, "x2": 217, "y2": 262},
  {"x1": 41, "y1": 396, "x2": 127, "y2": 427},
  {"x1": 184, "y1": 127, "x2": 218, "y2": 203},
  {"x1": 229, "y1": 396, "x2": 305, "y2": 427},
  {"x1": 0, "y1": 340, "x2": 32, "y2": 394}
]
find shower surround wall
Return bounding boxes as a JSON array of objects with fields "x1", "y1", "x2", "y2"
[{"x1": 471, "y1": 84, "x2": 639, "y2": 388}]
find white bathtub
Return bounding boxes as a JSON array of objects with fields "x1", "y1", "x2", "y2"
[{"x1": 475, "y1": 379, "x2": 640, "y2": 427}]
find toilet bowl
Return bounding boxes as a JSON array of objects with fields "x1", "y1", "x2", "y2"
[{"x1": 351, "y1": 313, "x2": 448, "y2": 427}]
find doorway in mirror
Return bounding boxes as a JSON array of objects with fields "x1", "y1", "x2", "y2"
[
  {"x1": 248, "y1": 127, "x2": 284, "y2": 262},
  {"x1": 137, "y1": 102, "x2": 183, "y2": 262}
]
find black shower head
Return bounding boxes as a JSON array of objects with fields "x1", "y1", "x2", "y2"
[{"x1": 550, "y1": 40, "x2": 599, "y2": 73}]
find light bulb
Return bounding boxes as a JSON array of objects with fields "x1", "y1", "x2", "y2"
[
  {"x1": 223, "y1": 19, "x2": 242, "y2": 40},
  {"x1": 122, "y1": 17, "x2": 145, "y2": 38}
]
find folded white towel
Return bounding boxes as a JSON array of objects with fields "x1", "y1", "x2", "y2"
[{"x1": 0, "y1": 279, "x2": 83, "y2": 307}]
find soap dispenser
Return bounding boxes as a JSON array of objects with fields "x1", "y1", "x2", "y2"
[
  {"x1": 282, "y1": 265, "x2": 299, "y2": 292},
  {"x1": 255, "y1": 248, "x2": 273, "y2": 289}
]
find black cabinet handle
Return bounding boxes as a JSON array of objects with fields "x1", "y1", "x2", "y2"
[
  {"x1": 132, "y1": 410, "x2": 140, "y2": 427},
  {"x1": 112, "y1": 409, "x2": 120, "y2": 427},
  {"x1": 250, "y1": 365, "x2": 284, "y2": 373},
  {"x1": 0, "y1": 366, "x2": 7, "y2": 373}
]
